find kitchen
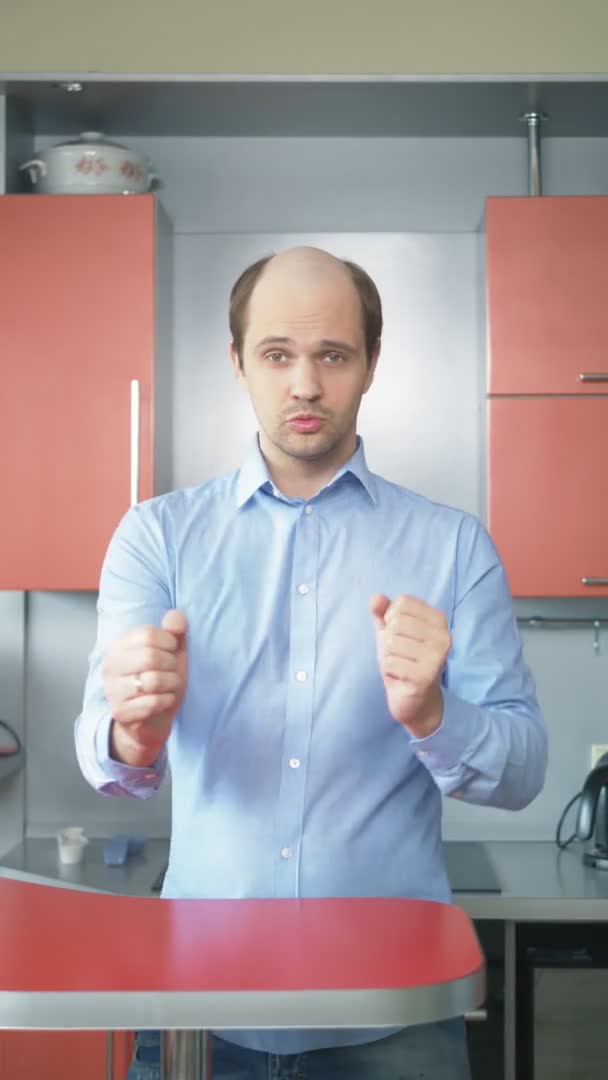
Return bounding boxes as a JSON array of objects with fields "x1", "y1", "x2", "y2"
[{"x1": 1, "y1": 5, "x2": 608, "y2": 1079}]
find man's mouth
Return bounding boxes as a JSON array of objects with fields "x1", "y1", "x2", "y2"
[{"x1": 286, "y1": 415, "x2": 325, "y2": 433}]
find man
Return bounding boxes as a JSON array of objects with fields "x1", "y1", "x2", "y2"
[{"x1": 76, "y1": 246, "x2": 547, "y2": 1079}]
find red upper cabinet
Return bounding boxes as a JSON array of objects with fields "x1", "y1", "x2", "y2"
[
  {"x1": 0, "y1": 195, "x2": 171, "y2": 590},
  {"x1": 488, "y1": 397, "x2": 608, "y2": 597},
  {"x1": 487, "y1": 196, "x2": 608, "y2": 394}
]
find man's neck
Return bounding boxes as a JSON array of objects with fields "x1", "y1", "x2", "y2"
[
  {"x1": 260, "y1": 438, "x2": 357, "y2": 501},
  {"x1": 268, "y1": 466, "x2": 334, "y2": 501}
]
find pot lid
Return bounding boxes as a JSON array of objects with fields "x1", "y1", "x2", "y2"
[{"x1": 53, "y1": 131, "x2": 129, "y2": 151}]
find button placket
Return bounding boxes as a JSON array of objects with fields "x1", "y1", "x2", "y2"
[{"x1": 274, "y1": 504, "x2": 319, "y2": 895}]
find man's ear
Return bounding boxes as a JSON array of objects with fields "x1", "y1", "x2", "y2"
[
  {"x1": 364, "y1": 339, "x2": 381, "y2": 393},
  {"x1": 229, "y1": 342, "x2": 245, "y2": 381}
]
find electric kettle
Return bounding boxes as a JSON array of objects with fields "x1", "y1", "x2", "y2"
[{"x1": 576, "y1": 752, "x2": 608, "y2": 869}]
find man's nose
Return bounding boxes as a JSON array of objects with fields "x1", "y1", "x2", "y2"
[{"x1": 290, "y1": 358, "x2": 322, "y2": 400}]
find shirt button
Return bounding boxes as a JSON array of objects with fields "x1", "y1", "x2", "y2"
[
  {"x1": 289, "y1": 758, "x2": 301, "y2": 769},
  {"x1": 297, "y1": 584, "x2": 309, "y2": 595},
  {"x1": 295, "y1": 670, "x2": 307, "y2": 682},
  {"x1": 281, "y1": 847, "x2": 292, "y2": 859},
  {"x1": 304, "y1": 505, "x2": 313, "y2": 515},
  {"x1": 418, "y1": 749, "x2": 429, "y2": 758}
]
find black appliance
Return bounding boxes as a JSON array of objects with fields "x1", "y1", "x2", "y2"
[{"x1": 575, "y1": 751, "x2": 608, "y2": 869}]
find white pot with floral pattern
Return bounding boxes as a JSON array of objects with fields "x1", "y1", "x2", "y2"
[{"x1": 20, "y1": 132, "x2": 158, "y2": 194}]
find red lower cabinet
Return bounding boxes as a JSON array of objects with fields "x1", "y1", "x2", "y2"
[
  {"x1": 0, "y1": 1030, "x2": 133, "y2": 1079},
  {"x1": 488, "y1": 396, "x2": 608, "y2": 597}
]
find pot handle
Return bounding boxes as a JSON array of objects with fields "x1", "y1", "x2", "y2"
[
  {"x1": 147, "y1": 169, "x2": 162, "y2": 192},
  {"x1": 19, "y1": 158, "x2": 47, "y2": 185}
]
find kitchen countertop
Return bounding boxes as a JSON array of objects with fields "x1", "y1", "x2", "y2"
[
  {"x1": 0, "y1": 839, "x2": 607, "y2": 921},
  {"x1": 0, "y1": 838, "x2": 169, "y2": 897}
]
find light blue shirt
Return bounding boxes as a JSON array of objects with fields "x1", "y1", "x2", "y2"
[{"x1": 75, "y1": 437, "x2": 546, "y2": 1053}]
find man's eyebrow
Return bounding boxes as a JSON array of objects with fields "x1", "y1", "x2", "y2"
[
  {"x1": 254, "y1": 336, "x2": 294, "y2": 351},
  {"x1": 316, "y1": 339, "x2": 357, "y2": 355},
  {"x1": 253, "y1": 336, "x2": 358, "y2": 354}
]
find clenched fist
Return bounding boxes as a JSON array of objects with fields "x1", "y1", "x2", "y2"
[
  {"x1": 370, "y1": 594, "x2": 451, "y2": 738},
  {"x1": 102, "y1": 609, "x2": 188, "y2": 767}
]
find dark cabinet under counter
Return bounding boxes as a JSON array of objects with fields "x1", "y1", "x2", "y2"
[
  {"x1": 467, "y1": 920, "x2": 505, "y2": 1080},
  {"x1": 516, "y1": 922, "x2": 608, "y2": 1080}
]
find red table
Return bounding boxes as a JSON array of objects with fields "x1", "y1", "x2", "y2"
[{"x1": 0, "y1": 879, "x2": 485, "y2": 1078}]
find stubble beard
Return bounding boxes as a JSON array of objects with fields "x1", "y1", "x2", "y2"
[{"x1": 270, "y1": 418, "x2": 345, "y2": 463}]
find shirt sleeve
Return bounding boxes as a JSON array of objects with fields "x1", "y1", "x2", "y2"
[
  {"x1": 409, "y1": 514, "x2": 548, "y2": 809},
  {"x1": 74, "y1": 501, "x2": 173, "y2": 799}
]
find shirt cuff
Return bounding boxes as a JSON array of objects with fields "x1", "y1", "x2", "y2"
[
  {"x1": 94, "y1": 713, "x2": 167, "y2": 795},
  {"x1": 408, "y1": 687, "x2": 479, "y2": 774}
]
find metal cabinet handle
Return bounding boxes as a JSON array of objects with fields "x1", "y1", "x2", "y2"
[
  {"x1": 130, "y1": 379, "x2": 140, "y2": 507},
  {"x1": 579, "y1": 373, "x2": 608, "y2": 382},
  {"x1": 582, "y1": 578, "x2": 608, "y2": 586},
  {"x1": 464, "y1": 1008, "x2": 488, "y2": 1023}
]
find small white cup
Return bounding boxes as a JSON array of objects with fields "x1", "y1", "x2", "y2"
[{"x1": 57, "y1": 826, "x2": 89, "y2": 865}]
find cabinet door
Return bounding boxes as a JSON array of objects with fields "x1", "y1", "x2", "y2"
[
  {"x1": 0, "y1": 1030, "x2": 133, "y2": 1079},
  {"x1": 487, "y1": 397, "x2": 608, "y2": 597},
  {"x1": 0, "y1": 195, "x2": 157, "y2": 590},
  {"x1": 486, "y1": 196, "x2": 608, "y2": 394}
]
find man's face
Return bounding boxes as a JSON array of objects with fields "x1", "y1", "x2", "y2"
[{"x1": 231, "y1": 252, "x2": 379, "y2": 472}]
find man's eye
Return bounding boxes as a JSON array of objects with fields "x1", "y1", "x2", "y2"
[
  {"x1": 323, "y1": 352, "x2": 344, "y2": 364},
  {"x1": 266, "y1": 352, "x2": 286, "y2": 363}
]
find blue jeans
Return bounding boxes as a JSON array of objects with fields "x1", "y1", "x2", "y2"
[{"x1": 212, "y1": 1020, "x2": 472, "y2": 1079}]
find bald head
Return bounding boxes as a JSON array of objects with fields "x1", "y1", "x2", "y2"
[
  {"x1": 248, "y1": 247, "x2": 362, "y2": 352},
  {"x1": 229, "y1": 247, "x2": 383, "y2": 367},
  {"x1": 261, "y1": 246, "x2": 353, "y2": 284}
]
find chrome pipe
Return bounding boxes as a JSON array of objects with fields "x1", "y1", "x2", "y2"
[{"x1": 520, "y1": 111, "x2": 545, "y2": 196}]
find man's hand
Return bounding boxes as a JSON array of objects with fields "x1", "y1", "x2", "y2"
[
  {"x1": 370, "y1": 594, "x2": 450, "y2": 738},
  {"x1": 102, "y1": 610, "x2": 188, "y2": 767}
]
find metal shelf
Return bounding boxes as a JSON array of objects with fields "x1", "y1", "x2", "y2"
[
  {"x1": 517, "y1": 616, "x2": 608, "y2": 653},
  {"x1": 517, "y1": 617, "x2": 608, "y2": 627}
]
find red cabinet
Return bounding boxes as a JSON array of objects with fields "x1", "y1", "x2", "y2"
[
  {"x1": 0, "y1": 195, "x2": 171, "y2": 590},
  {"x1": 486, "y1": 196, "x2": 608, "y2": 597},
  {"x1": 487, "y1": 196, "x2": 608, "y2": 395},
  {"x1": 488, "y1": 397, "x2": 608, "y2": 597},
  {"x1": 0, "y1": 1030, "x2": 133, "y2": 1079},
  {"x1": 488, "y1": 399, "x2": 608, "y2": 600}
]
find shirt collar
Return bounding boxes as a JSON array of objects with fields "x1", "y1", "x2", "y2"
[
  {"x1": 331, "y1": 437, "x2": 377, "y2": 504},
  {"x1": 235, "y1": 436, "x2": 377, "y2": 509}
]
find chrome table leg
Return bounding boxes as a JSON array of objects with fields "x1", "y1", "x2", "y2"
[{"x1": 161, "y1": 1030, "x2": 211, "y2": 1078}]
